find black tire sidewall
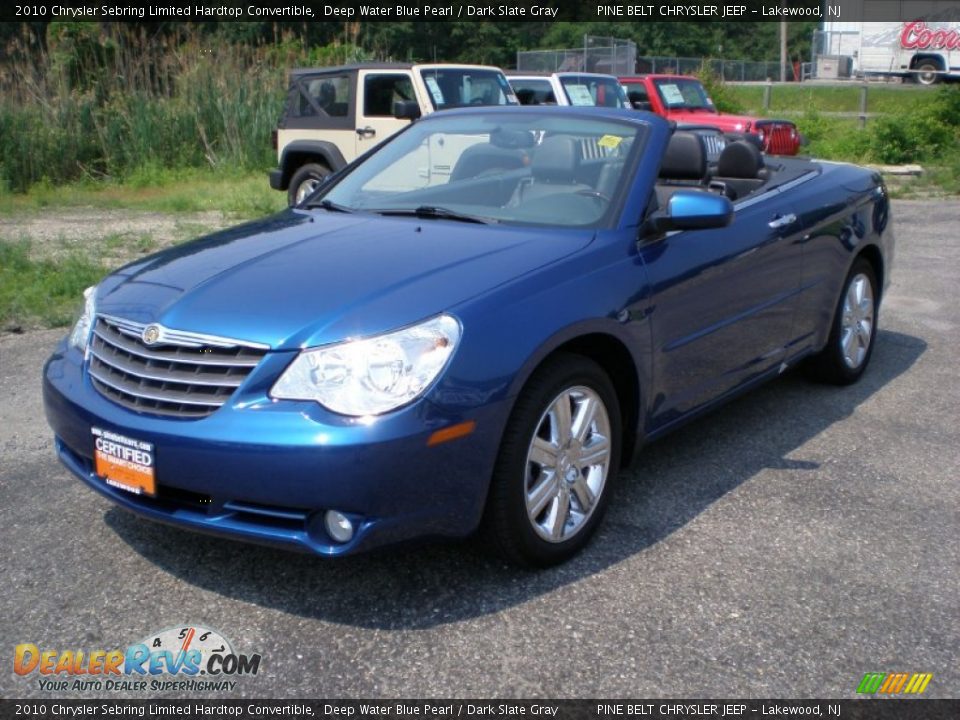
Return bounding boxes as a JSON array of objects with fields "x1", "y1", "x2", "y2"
[
  {"x1": 484, "y1": 354, "x2": 622, "y2": 567},
  {"x1": 287, "y1": 163, "x2": 330, "y2": 206}
]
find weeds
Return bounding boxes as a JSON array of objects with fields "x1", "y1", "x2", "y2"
[
  {"x1": 0, "y1": 240, "x2": 106, "y2": 330},
  {"x1": 0, "y1": 25, "x2": 287, "y2": 192}
]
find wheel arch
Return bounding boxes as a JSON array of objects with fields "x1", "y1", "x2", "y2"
[
  {"x1": 857, "y1": 243, "x2": 885, "y2": 303},
  {"x1": 814, "y1": 242, "x2": 886, "y2": 354},
  {"x1": 278, "y1": 141, "x2": 346, "y2": 188},
  {"x1": 910, "y1": 53, "x2": 946, "y2": 70},
  {"x1": 504, "y1": 327, "x2": 644, "y2": 469}
]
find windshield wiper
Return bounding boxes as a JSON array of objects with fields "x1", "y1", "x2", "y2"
[
  {"x1": 307, "y1": 198, "x2": 354, "y2": 213},
  {"x1": 373, "y1": 206, "x2": 495, "y2": 224}
]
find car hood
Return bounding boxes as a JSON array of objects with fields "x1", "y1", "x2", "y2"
[
  {"x1": 666, "y1": 108, "x2": 758, "y2": 132},
  {"x1": 97, "y1": 210, "x2": 593, "y2": 350}
]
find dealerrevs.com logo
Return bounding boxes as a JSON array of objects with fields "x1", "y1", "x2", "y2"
[{"x1": 14, "y1": 625, "x2": 261, "y2": 693}]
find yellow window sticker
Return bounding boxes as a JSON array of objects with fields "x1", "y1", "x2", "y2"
[{"x1": 597, "y1": 135, "x2": 623, "y2": 149}]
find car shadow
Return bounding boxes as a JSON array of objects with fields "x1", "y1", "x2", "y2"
[{"x1": 104, "y1": 329, "x2": 926, "y2": 630}]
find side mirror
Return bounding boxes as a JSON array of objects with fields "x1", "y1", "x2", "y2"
[
  {"x1": 632, "y1": 101, "x2": 652, "y2": 111},
  {"x1": 645, "y1": 191, "x2": 733, "y2": 234},
  {"x1": 393, "y1": 100, "x2": 421, "y2": 121}
]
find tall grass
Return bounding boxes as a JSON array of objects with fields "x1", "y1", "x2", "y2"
[{"x1": 0, "y1": 25, "x2": 342, "y2": 192}]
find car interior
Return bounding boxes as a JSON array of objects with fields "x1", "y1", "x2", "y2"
[
  {"x1": 654, "y1": 130, "x2": 815, "y2": 205},
  {"x1": 364, "y1": 126, "x2": 815, "y2": 227}
]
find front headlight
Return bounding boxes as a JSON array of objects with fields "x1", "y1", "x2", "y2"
[
  {"x1": 270, "y1": 314, "x2": 461, "y2": 416},
  {"x1": 68, "y1": 285, "x2": 97, "y2": 352}
]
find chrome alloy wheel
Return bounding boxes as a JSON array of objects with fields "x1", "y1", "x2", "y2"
[
  {"x1": 840, "y1": 272, "x2": 875, "y2": 369},
  {"x1": 295, "y1": 177, "x2": 322, "y2": 205},
  {"x1": 524, "y1": 386, "x2": 612, "y2": 543}
]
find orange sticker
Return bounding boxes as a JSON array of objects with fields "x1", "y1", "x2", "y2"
[{"x1": 92, "y1": 428, "x2": 155, "y2": 497}]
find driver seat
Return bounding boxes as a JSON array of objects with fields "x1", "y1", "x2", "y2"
[{"x1": 512, "y1": 135, "x2": 591, "y2": 204}]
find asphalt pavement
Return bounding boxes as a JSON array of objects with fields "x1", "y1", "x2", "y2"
[{"x1": 1, "y1": 199, "x2": 957, "y2": 699}]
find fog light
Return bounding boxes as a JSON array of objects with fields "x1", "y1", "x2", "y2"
[{"x1": 324, "y1": 510, "x2": 354, "y2": 543}]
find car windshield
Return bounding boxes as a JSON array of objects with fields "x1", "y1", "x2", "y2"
[
  {"x1": 653, "y1": 78, "x2": 715, "y2": 111},
  {"x1": 319, "y1": 112, "x2": 646, "y2": 229},
  {"x1": 417, "y1": 68, "x2": 518, "y2": 109},
  {"x1": 559, "y1": 75, "x2": 629, "y2": 108}
]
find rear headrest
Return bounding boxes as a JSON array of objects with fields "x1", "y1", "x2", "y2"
[
  {"x1": 659, "y1": 131, "x2": 706, "y2": 181},
  {"x1": 532, "y1": 136, "x2": 581, "y2": 182},
  {"x1": 717, "y1": 140, "x2": 764, "y2": 179}
]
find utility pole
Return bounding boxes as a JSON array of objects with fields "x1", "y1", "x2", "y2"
[{"x1": 780, "y1": 20, "x2": 788, "y2": 82}]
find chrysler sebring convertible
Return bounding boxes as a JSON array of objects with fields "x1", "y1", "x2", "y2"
[{"x1": 43, "y1": 107, "x2": 893, "y2": 566}]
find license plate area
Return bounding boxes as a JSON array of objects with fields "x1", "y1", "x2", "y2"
[{"x1": 92, "y1": 427, "x2": 155, "y2": 497}]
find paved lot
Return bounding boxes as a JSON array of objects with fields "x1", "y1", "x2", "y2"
[{"x1": 1, "y1": 200, "x2": 957, "y2": 699}]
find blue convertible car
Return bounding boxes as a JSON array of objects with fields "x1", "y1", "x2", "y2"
[{"x1": 44, "y1": 108, "x2": 893, "y2": 566}]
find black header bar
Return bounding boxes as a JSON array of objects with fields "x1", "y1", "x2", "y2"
[
  {"x1": 6, "y1": 0, "x2": 960, "y2": 23},
  {"x1": 2, "y1": 700, "x2": 960, "y2": 720}
]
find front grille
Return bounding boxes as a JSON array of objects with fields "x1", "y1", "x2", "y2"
[
  {"x1": 88, "y1": 316, "x2": 268, "y2": 419},
  {"x1": 757, "y1": 122, "x2": 796, "y2": 155}
]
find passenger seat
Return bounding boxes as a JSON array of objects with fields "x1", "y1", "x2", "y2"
[{"x1": 711, "y1": 140, "x2": 767, "y2": 200}]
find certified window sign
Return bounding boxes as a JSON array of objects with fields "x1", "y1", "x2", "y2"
[{"x1": 92, "y1": 427, "x2": 155, "y2": 497}]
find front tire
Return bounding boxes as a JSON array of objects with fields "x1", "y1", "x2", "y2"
[
  {"x1": 483, "y1": 354, "x2": 622, "y2": 567},
  {"x1": 806, "y1": 258, "x2": 879, "y2": 385},
  {"x1": 287, "y1": 163, "x2": 331, "y2": 206}
]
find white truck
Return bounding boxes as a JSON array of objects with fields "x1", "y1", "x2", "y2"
[
  {"x1": 822, "y1": 19, "x2": 960, "y2": 85},
  {"x1": 506, "y1": 72, "x2": 630, "y2": 108}
]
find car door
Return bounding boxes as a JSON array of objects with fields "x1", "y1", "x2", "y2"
[
  {"x1": 280, "y1": 71, "x2": 359, "y2": 162},
  {"x1": 637, "y1": 193, "x2": 805, "y2": 430},
  {"x1": 355, "y1": 70, "x2": 419, "y2": 156}
]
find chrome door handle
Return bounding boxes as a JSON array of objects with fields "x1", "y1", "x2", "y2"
[
  {"x1": 357, "y1": 126, "x2": 376, "y2": 138},
  {"x1": 768, "y1": 213, "x2": 797, "y2": 229}
]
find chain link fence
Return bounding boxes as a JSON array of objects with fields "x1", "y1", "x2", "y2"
[
  {"x1": 517, "y1": 36, "x2": 636, "y2": 74},
  {"x1": 636, "y1": 57, "x2": 801, "y2": 81},
  {"x1": 516, "y1": 35, "x2": 800, "y2": 81}
]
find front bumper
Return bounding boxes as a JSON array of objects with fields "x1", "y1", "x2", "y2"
[
  {"x1": 43, "y1": 340, "x2": 505, "y2": 556},
  {"x1": 269, "y1": 169, "x2": 285, "y2": 191}
]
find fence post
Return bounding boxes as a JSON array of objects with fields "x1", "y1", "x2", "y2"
[
  {"x1": 763, "y1": 80, "x2": 772, "y2": 111},
  {"x1": 859, "y1": 83, "x2": 868, "y2": 129}
]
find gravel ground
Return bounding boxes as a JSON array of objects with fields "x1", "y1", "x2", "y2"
[
  {"x1": 0, "y1": 208, "x2": 230, "y2": 264},
  {"x1": 0, "y1": 200, "x2": 957, "y2": 700}
]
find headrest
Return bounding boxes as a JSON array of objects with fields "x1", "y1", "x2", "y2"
[
  {"x1": 659, "y1": 131, "x2": 706, "y2": 181},
  {"x1": 717, "y1": 140, "x2": 764, "y2": 179},
  {"x1": 532, "y1": 136, "x2": 581, "y2": 182},
  {"x1": 490, "y1": 128, "x2": 535, "y2": 149}
]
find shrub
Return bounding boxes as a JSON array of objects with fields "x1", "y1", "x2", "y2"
[{"x1": 695, "y1": 63, "x2": 746, "y2": 115}]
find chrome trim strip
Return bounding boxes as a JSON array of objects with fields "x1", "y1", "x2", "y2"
[
  {"x1": 88, "y1": 346, "x2": 245, "y2": 388},
  {"x1": 734, "y1": 170, "x2": 819, "y2": 212},
  {"x1": 98, "y1": 314, "x2": 270, "y2": 350},
  {"x1": 92, "y1": 324, "x2": 262, "y2": 368},
  {"x1": 88, "y1": 367, "x2": 224, "y2": 408}
]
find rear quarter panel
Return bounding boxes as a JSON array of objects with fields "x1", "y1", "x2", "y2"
[{"x1": 788, "y1": 161, "x2": 893, "y2": 353}]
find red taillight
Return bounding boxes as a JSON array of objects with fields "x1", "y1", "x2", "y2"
[{"x1": 271, "y1": 130, "x2": 278, "y2": 151}]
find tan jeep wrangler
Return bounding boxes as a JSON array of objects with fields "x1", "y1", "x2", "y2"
[{"x1": 269, "y1": 62, "x2": 519, "y2": 205}]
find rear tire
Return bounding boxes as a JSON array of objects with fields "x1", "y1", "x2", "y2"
[
  {"x1": 482, "y1": 353, "x2": 621, "y2": 567},
  {"x1": 913, "y1": 60, "x2": 941, "y2": 86},
  {"x1": 806, "y1": 258, "x2": 879, "y2": 385},
  {"x1": 288, "y1": 163, "x2": 331, "y2": 206}
]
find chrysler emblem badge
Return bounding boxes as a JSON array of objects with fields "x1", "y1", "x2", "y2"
[{"x1": 142, "y1": 324, "x2": 162, "y2": 345}]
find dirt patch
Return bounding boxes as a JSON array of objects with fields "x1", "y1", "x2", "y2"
[{"x1": 0, "y1": 208, "x2": 232, "y2": 266}]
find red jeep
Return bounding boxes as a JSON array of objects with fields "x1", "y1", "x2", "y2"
[{"x1": 620, "y1": 74, "x2": 802, "y2": 155}]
